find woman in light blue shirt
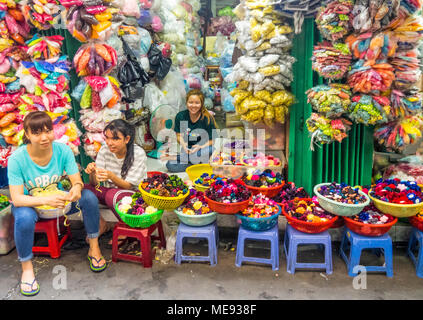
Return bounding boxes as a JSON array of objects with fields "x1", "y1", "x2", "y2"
[{"x1": 8, "y1": 111, "x2": 106, "y2": 297}]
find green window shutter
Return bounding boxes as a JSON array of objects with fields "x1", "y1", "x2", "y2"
[{"x1": 288, "y1": 19, "x2": 374, "y2": 194}]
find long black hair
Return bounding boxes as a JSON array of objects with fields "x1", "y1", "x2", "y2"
[{"x1": 103, "y1": 119, "x2": 135, "y2": 180}]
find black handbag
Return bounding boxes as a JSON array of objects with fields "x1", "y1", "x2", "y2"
[{"x1": 118, "y1": 37, "x2": 150, "y2": 103}]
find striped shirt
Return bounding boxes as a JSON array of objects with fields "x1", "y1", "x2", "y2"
[{"x1": 95, "y1": 144, "x2": 147, "y2": 190}]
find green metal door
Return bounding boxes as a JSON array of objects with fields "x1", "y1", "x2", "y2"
[{"x1": 288, "y1": 19, "x2": 374, "y2": 194}]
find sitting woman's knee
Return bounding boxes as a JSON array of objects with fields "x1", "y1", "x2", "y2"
[
  {"x1": 13, "y1": 207, "x2": 38, "y2": 229},
  {"x1": 80, "y1": 189, "x2": 99, "y2": 206}
]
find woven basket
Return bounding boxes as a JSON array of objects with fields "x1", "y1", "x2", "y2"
[
  {"x1": 138, "y1": 185, "x2": 189, "y2": 210},
  {"x1": 313, "y1": 183, "x2": 370, "y2": 217},
  {"x1": 115, "y1": 202, "x2": 164, "y2": 228}
]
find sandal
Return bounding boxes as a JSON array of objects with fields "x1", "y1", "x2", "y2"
[
  {"x1": 20, "y1": 279, "x2": 40, "y2": 297},
  {"x1": 87, "y1": 255, "x2": 107, "y2": 273}
]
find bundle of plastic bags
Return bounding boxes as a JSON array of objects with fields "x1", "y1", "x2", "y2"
[
  {"x1": 307, "y1": 112, "x2": 352, "y2": 149},
  {"x1": 315, "y1": 0, "x2": 354, "y2": 42},
  {"x1": 0, "y1": 145, "x2": 15, "y2": 167},
  {"x1": 348, "y1": 94, "x2": 389, "y2": 125},
  {"x1": 390, "y1": 89, "x2": 422, "y2": 119},
  {"x1": 306, "y1": 84, "x2": 351, "y2": 119},
  {"x1": 346, "y1": 32, "x2": 397, "y2": 63},
  {"x1": 0, "y1": 3, "x2": 31, "y2": 45},
  {"x1": 73, "y1": 43, "x2": 117, "y2": 76},
  {"x1": 26, "y1": 34, "x2": 64, "y2": 61},
  {"x1": 351, "y1": 0, "x2": 400, "y2": 33},
  {"x1": 312, "y1": 42, "x2": 352, "y2": 79},
  {"x1": 391, "y1": 49, "x2": 422, "y2": 90},
  {"x1": 72, "y1": 75, "x2": 121, "y2": 112},
  {"x1": 347, "y1": 61, "x2": 395, "y2": 93},
  {"x1": 0, "y1": 47, "x2": 30, "y2": 93},
  {"x1": 60, "y1": 0, "x2": 123, "y2": 42},
  {"x1": 374, "y1": 115, "x2": 423, "y2": 152},
  {"x1": 207, "y1": 16, "x2": 236, "y2": 36},
  {"x1": 21, "y1": 0, "x2": 62, "y2": 30}
]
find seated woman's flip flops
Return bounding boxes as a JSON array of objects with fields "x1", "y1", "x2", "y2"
[
  {"x1": 20, "y1": 279, "x2": 40, "y2": 297},
  {"x1": 87, "y1": 255, "x2": 107, "y2": 273}
]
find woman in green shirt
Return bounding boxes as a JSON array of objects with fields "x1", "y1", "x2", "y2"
[{"x1": 166, "y1": 89, "x2": 217, "y2": 173}]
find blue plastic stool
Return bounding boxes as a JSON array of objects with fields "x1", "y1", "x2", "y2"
[
  {"x1": 175, "y1": 221, "x2": 218, "y2": 266},
  {"x1": 407, "y1": 227, "x2": 423, "y2": 278},
  {"x1": 340, "y1": 227, "x2": 393, "y2": 278},
  {"x1": 235, "y1": 224, "x2": 279, "y2": 271},
  {"x1": 283, "y1": 223, "x2": 333, "y2": 275}
]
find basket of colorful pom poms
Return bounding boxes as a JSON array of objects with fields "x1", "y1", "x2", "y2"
[
  {"x1": 282, "y1": 198, "x2": 338, "y2": 233},
  {"x1": 409, "y1": 210, "x2": 423, "y2": 232},
  {"x1": 174, "y1": 189, "x2": 217, "y2": 227},
  {"x1": 138, "y1": 173, "x2": 189, "y2": 210},
  {"x1": 368, "y1": 179, "x2": 423, "y2": 218},
  {"x1": 236, "y1": 194, "x2": 281, "y2": 231},
  {"x1": 344, "y1": 204, "x2": 397, "y2": 237},
  {"x1": 193, "y1": 173, "x2": 220, "y2": 192},
  {"x1": 115, "y1": 193, "x2": 163, "y2": 229},
  {"x1": 272, "y1": 182, "x2": 309, "y2": 206},
  {"x1": 240, "y1": 169, "x2": 284, "y2": 198},
  {"x1": 205, "y1": 178, "x2": 252, "y2": 214},
  {"x1": 313, "y1": 182, "x2": 370, "y2": 216}
]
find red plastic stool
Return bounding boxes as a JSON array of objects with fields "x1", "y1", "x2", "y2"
[
  {"x1": 32, "y1": 217, "x2": 72, "y2": 259},
  {"x1": 112, "y1": 220, "x2": 166, "y2": 268}
]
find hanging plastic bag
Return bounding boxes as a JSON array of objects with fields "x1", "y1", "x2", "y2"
[{"x1": 118, "y1": 37, "x2": 150, "y2": 103}]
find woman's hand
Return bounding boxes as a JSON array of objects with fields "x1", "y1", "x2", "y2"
[
  {"x1": 189, "y1": 144, "x2": 201, "y2": 154},
  {"x1": 85, "y1": 162, "x2": 97, "y2": 175},
  {"x1": 66, "y1": 185, "x2": 82, "y2": 202},
  {"x1": 42, "y1": 194, "x2": 68, "y2": 209},
  {"x1": 96, "y1": 168, "x2": 112, "y2": 182}
]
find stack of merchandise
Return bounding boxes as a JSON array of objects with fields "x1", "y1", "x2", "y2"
[
  {"x1": 206, "y1": 6, "x2": 237, "y2": 37},
  {"x1": 18, "y1": 34, "x2": 81, "y2": 155},
  {"x1": 63, "y1": 0, "x2": 124, "y2": 159},
  {"x1": 228, "y1": 0, "x2": 296, "y2": 126},
  {"x1": 0, "y1": 2, "x2": 31, "y2": 166},
  {"x1": 307, "y1": 0, "x2": 423, "y2": 153}
]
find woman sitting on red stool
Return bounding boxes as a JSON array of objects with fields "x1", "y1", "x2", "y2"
[{"x1": 84, "y1": 119, "x2": 147, "y2": 242}]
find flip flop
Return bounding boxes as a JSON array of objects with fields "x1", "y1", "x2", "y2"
[
  {"x1": 20, "y1": 279, "x2": 40, "y2": 297},
  {"x1": 87, "y1": 255, "x2": 107, "y2": 273}
]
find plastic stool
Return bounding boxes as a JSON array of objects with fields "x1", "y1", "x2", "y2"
[
  {"x1": 407, "y1": 227, "x2": 423, "y2": 278},
  {"x1": 112, "y1": 220, "x2": 166, "y2": 268},
  {"x1": 32, "y1": 217, "x2": 71, "y2": 259},
  {"x1": 175, "y1": 221, "x2": 218, "y2": 266},
  {"x1": 283, "y1": 224, "x2": 332, "y2": 274},
  {"x1": 340, "y1": 227, "x2": 393, "y2": 277},
  {"x1": 235, "y1": 224, "x2": 279, "y2": 271}
]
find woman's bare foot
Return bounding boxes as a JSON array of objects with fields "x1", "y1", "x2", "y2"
[
  {"x1": 21, "y1": 262, "x2": 38, "y2": 293},
  {"x1": 87, "y1": 238, "x2": 106, "y2": 269}
]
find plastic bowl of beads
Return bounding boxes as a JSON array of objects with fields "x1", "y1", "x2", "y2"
[
  {"x1": 282, "y1": 198, "x2": 339, "y2": 234},
  {"x1": 240, "y1": 169, "x2": 285, "y2": 198},
  {"x1": 139, "y1": 173, "x2": 190, "y2": 210},
  {"x1": 343, "y1": 204, "x2": 397, "y2": 237},
  {"x1": 409, "y1": 211, "x2": 423, "y2": 232},
  {"x1": 174, "y1": 190, "x2": 217, "y2": 227},
  {"x1": 368, "y1": 180, "x2": 423, "y2": 218},
  {"x1": 313, "y1": 182, "x2": 370, "y2": 216},
  {"x1": 236, "y1": 194, "x2": 281, "y2": 231},
  {"x1": 272, "y1": 182, "x2": 309, "y2": 206},
  {"x1": 186, "y1": 164, "x2": 213, "y2": 182},
  {"x1": 193, "y1": 173, "x2": 220, "y2": 192},
  {"x1": 33, "y1": 189, "x2": 72, "y2": 219},
  {"x1": 204, "y1": 178, "x2": 252, "y2": 215},
  {"x1": 115, "y1": 194, "x2": 164, "y2": 228}
]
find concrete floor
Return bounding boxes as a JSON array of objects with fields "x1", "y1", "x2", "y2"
[{"x1": 1, "y1": 218, "x2": 423, "y2": 300}]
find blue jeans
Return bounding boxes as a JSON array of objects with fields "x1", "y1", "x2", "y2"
[
  {"x1": 166, "y1": 146, "x2": 213, "y2": 173},
  {"x1": 12, "y1": 189, "x2": 100, "y2": 262}
]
